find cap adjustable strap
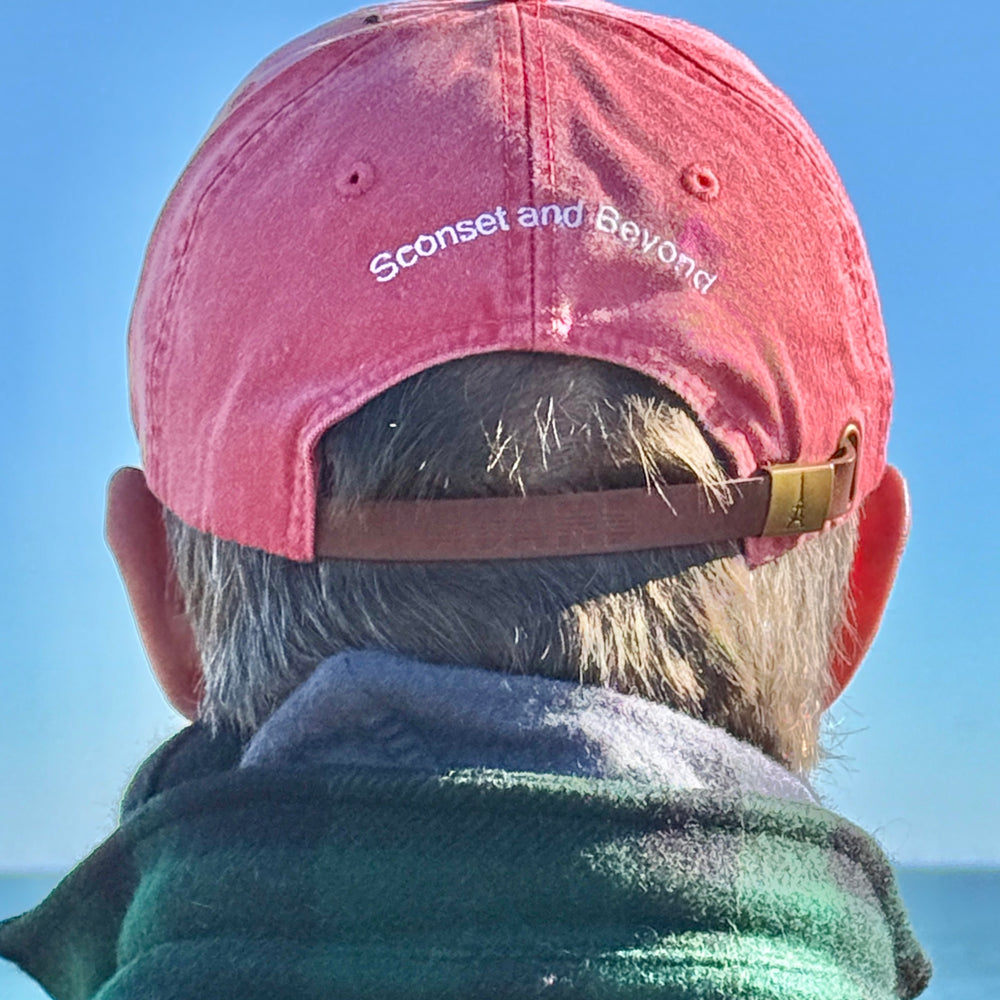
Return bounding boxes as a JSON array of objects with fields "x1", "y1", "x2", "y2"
[{"x1": 313, "y1": 426, "x2": 859, "y2": 562}]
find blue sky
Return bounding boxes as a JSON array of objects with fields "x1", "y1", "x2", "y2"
[{"x1": 1, "y1": 0, "x2": 997, "y2": 870}]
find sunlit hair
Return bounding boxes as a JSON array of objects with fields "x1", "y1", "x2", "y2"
[{"x1": 166, "y1": 353, "x2": 857, "y2": 771}]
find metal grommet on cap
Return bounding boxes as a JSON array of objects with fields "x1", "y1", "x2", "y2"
[{"x1": 681, "y1": 163, "x2": 721, "y2": 201}]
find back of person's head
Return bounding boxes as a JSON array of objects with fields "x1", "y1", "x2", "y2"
[
  {"x1": 166, "y1": 353, "x2": 858, "y2": 771},
  {"x1": 108, "y1": 0, "x2": 910, "y2": 778}
]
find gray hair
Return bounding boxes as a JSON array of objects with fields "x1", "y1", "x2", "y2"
[{"x1": 166, "y1": 353, "x2": 857, "y2": 771}]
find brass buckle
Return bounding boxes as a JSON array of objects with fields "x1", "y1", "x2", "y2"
[
  {"x1": 762, "y1": 423, "x2": 861, "y2": 537},
  {"x1": 763, "y1": 461, "x2": 835, "y2": 536}
]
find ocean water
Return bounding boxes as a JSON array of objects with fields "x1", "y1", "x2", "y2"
[{"x1": 0, "y1": 868, "x2": 997, "y2": 998}]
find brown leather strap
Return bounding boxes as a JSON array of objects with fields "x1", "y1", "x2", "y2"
[{"x1": 314, "y1": 435, "x2": 858, "y2": 562}]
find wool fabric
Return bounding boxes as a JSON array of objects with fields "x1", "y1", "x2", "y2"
[{"x1": 0, "y1": 708, "x2": 930, "y2": 999}]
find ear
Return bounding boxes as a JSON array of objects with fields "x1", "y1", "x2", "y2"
[
  {"x1": 106, "y1": 467, "x2": 202, "y2": 719},
  {"x1": 825, "y1": 465, "x2": 910, "y2": 706}
]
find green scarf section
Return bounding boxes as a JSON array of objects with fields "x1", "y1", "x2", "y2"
[{"x1": 0, "y1": 725, "x2": 931, "y2": 1000}]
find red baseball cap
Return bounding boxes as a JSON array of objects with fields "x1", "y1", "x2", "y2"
[{"x1": 129, "y1": 0, "x2": 893, "y2": 568}]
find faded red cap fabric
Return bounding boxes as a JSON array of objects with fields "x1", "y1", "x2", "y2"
[{"x1": 129, "y1": 0, "x2": 892, "y2": 566}]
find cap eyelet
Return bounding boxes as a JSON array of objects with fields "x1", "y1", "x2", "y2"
[
  {"x1": 336, "y1": 160, "x2": 375, "y2": 198},
  {"x1": 681, "y1": 163, "x2": 721, "y2": 201}
]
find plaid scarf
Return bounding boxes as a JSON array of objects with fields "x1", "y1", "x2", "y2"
[{"x1": 0, "y1": 661, "x2": 931, "y2": 1000}]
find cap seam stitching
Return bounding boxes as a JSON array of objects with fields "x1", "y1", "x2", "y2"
[
  {"x1": 538, "y1": 1, "x2": 557, "y2": 334},
  {"x1": 552, "y1": 3, "x2": 878, "y2": 376},
  {"x1": 513, "y1": 3, "x2": 538, "y2": 350},
  {"x1": 497, "y1": 5, "x2": 516, "y2": 389},
  {"x1": 148, "y1": 31, "x2": 386, "y2": 534}
]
